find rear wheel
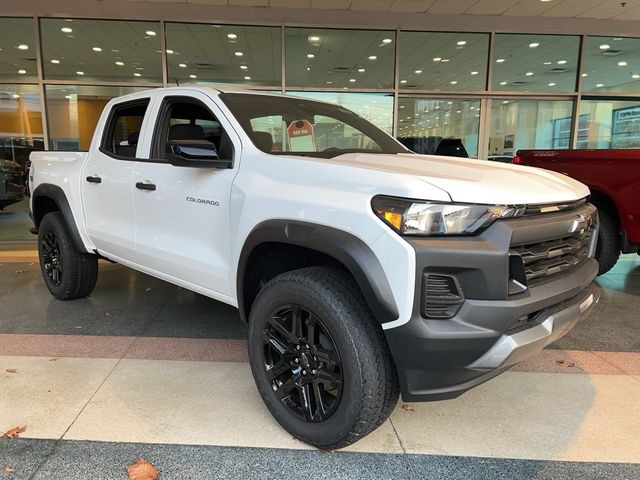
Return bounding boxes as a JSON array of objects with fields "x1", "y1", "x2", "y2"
[
  {"x1": 38, "y1": 212, "x2": 98, "y2": 300},
  {"x1": 595, "y1": 210, "x2": 620, "y2": 276},
  {"x1": 247, "y1": 266, "x2": 399, "y2": 450}
]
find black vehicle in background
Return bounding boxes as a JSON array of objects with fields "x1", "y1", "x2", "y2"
[
  {"x1": 0, "y1": 159, "x2": 25, "y2": 209},
  {"x1": 397, "y1": 135, "x2": 469, "y2": 157}
]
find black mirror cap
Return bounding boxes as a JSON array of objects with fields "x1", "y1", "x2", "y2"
[{"x1": 168, "y1": 140, "x2": 233, "y2": 169}]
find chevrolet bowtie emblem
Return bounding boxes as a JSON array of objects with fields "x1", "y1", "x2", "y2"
[{"x1": 568, "y1": 213, "x2": 591, "y2": 234}]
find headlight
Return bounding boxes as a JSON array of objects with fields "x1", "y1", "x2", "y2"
[{"x1": 371, "y1": 195, "x2": 524, "y2": 236}]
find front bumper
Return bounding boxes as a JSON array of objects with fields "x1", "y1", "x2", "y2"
[{"x1": 384, "y1": 204, "x2": 600, "y2": 402}]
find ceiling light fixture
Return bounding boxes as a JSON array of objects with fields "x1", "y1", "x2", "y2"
[
  {"x1": 557, "y1": 60, "x2": 567, "y2": 64},
  {"x1": 306, "y1": 53, "x2": 314, "y2": 58},
  {"x1": 308, "y1": 35, "x2": 320, "y2": 42},
  {"x1": 596, "y1": 83, "x2": 604, "y2": 87},
  {"x1": 133, "y1": 73, "x2": 141, "y2": 77},
  {"x1": 50, "y1": 59, "x2": 60, "y2": 64},
  {"x1": 450, "y1": 80, "x2": 458, "y2": 85},
  {"x1": 189, "y1": 74, "x2": 197, "y2": 79},
  {"x1": 618, "y1": 61, "x2": 628, "y2": 66},
  {"x1": 525, "y1": 71, "x2": 534, "y2": 76},
  {"x1": 92, "y1": 47, "x2": 102, "y2": 52},
  {"x1": 599, "y1": 44, "x2": 611, "y2": 50},
  {"x1": 227, "y1": 33, "x2": 237, "y2": 39},
  {"x1": 499, "y1": 81, "x2": 507, "y2": 85},
  {"x1": 244, "y1": 76, "x2": 251, "y2": 80},
  {"x1": 76, "y1": 71, "x2": 84, "y2": 75},
  {"x1": 17, "y1": 69, "x2": 26, "y2": 74},
  {"x1": 441, "y1": 58, "x2": 450, "y2": 63},
  {"x1": 433, "y1": 57, "x2": 441, "y2": 62},
  {"x1": 382, "y1": 38, "x2": 392, "y2": 44},
  {"x1": 414, "y1": 69, "x2": 423, "y2": 74},
  {"x1": 358, "y1": 68, "x2": 365, "y2": 72},
  {"x1": 115, "y1": 61, "x2": 124, "y2": 66},
  {"x1": 178, "y1": 63, "x2": 187, "y2": 68},
  {"x1": 456, "y1": 40, "x2": 467, "y2": 46},
  {"x1": 582, "y1": 73, "x2": 588, "y2": 77},
  {"x1": 543, "y1": 61, "x2": 552, "y2": 65},
  {"x1": 470, "y1": 71, "x2": 478, "y2": 75},
  {"x1": 17, "y1": 44, "x2": 28, "y2": 50},
  {"x1": 368, "y1": 55, "x2": 377, "y2": 60},
  {"x1": 632, "y1": 74, "x2": 640, "y2": 79},
  {"x1": 400, "y1": 79, "x2": 407, "y2": 84},
  {"x1": 61, "y1": 27, "x2": 72, "y2": 33},
  {"x1": 146, "y1": 31, "x2": 156, "y2": 36},
  {"x1": 166, "y1": 49, "x2": 175, "y2": 54},
  {"x1": 496, "y1": 58, "x2": 505, "y2": 63},
  {"x1": 349, "y1": 78, "x2": 356, "y2": 82},
  {"x1": 529, "y1": 42, "x2": 540, "y2": 48},
  {"x1": 65, "y1": 95, "x2": 71, "y2": 99},
  {"x1": 240, "y1": 65, "x2": 248, "y2": 70},
  {"x1": 548, "y1": 82, "x2": 556, "y2": 86}
]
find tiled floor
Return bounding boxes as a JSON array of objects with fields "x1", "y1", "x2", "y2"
[{"x1": 1, "y1": 250, "x2": 639, "y2": 479}]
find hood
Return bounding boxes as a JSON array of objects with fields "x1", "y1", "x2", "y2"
[{"x1": 317, "y1": 152, "x2": 590, "y2": 205}]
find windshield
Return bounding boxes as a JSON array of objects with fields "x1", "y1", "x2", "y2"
[{"x1": 219, "y1": 93, "x2": 407, "y2": 159}]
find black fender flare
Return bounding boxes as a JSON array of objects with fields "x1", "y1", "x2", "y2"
[
  {"x1": 32, "y1": 183, "x2": 86, "y2": 252},
  {"x1": 237, "y1": 220, "x2": 400, "y2": 324}
]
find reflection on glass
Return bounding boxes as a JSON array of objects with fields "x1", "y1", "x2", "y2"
[
  {"x1": 582, "y1": 36, "x2": 640, "y2": 94},
  {"x1": 287, "y1": 91, "x2": 394, "y2": 134},
  {"x1": 397, "y1": 98, "x2": 480, "y2": 157},
  {"x1": 0, "y1": 18, "x2": 38, "y2": 82},
  {"x1": 286, "y1": 28, "x2": 395, "y2": 89},
  {"x1": 399, "y1": 32, "x2": 488, "y2": 92},
  {"x1": 489, "y1": 99, "x2": 573, "y2": 156},
  {"x1": 578, "y1": 99, "x2": 640, "y2": 149},
  {"x1": 41, "y1": 19, "x2": 162, "y2": 83},
  {"x1": 45, "y1": 85, "x2": 149, "y2": 150},
  {"x1": 166, "y1": 23, "x2": 281, "y2": 87},
  {"x1": 0, "y1": 85, "x2": 44, "y2": 166},
  {"x1": 492, "y1": 34, "x2": 579, "y2": 92}
]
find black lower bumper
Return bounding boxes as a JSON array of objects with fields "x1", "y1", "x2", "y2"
[{"x1": 384, "y1": 206, "x2": 600, "y2": 402}]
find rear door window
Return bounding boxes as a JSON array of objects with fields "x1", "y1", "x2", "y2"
[{"x1": 101, "y1": 99, "x2": 150, "y2": 159}]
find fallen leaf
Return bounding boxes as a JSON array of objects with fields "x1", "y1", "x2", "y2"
[
  {"x1": 402, "y1": 404, "x2": 414, "y2": 412},
  {"x1": 556, "y1": 360, "x2": 576, "y2": 368},
  {"x1": 3, "y1": 466, "x2": 15, "y2": 473},
  {"x1": 5, "y1": 368, "x2": 16, "y2": 374},
  {"x1": 2, "y1": 426, "x2": 25, "y2": 439},
  {"x1": 126, "y1": 458, "x2": 158, "y2": 480},
  {"x1": 14, "y1": 270, "x2": 26, "y2": 274},
  {"x1": 48, "y1": 358, "x2": 58, "y2": 362}
]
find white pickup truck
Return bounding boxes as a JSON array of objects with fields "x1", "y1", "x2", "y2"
[{"x1": 29, "y1": 87, "x2": 600, "y2": 449}]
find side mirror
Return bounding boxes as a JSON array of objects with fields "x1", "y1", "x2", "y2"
[{"x1": 168, "y1": 140, "x2": 232, "y2": 168}]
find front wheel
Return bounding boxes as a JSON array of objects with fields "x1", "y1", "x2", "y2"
[
  {"x1": 247, "y1": 266, "x2": 399, "y2": 450},
  {"x1": 37, "y1": 212, "x2": 98, "y2": 300}
]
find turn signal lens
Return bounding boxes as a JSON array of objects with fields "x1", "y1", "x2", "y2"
[{"x1": 383, "y1": 211, "x2": 403, "y2": 230}]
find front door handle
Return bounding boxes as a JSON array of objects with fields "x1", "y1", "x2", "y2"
[
  {"x1": 136, "y1": 182, "x2": 156, "y2": 191},
  {"x1": 86, "y1": 175, "x2": 102, "y2": 184}
]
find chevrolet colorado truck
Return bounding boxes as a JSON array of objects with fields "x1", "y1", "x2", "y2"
[
  {"x1": 515, "y1": 149, "x2": 640, "y2": 274},
  {"x1": 29, "y1": 87, "x2": 600, "y2": 449}
]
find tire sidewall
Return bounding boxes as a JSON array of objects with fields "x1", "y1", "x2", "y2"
[
  {"x1": 248, "y1": 278, "x2": 367, "y2": 447},
  {"x1": 38, "y1": 212, "x2": 74, "y2": 298}
]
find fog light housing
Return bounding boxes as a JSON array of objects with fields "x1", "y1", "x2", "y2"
[{"x1": 422, "y1": 273, "x2": 464, "y2": 319}]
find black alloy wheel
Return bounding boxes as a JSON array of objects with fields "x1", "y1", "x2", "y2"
[
  {"x1": 262, "y1": 304, "x2": 343, "y2": 422},
  {"x1": 41, "y1": 231, "x2": 63, "y2": 286}
]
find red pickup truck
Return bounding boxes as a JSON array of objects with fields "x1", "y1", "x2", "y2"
[{"x1": 514, "y1": 149, "x2": 640, "y2": 274}]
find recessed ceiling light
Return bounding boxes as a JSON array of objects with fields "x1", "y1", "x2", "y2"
[
  {"x1": 618, "y1": 61, "x2": 628, "y2": 66},
  {"x1": 548, "y1": 82, "x2": 556, "y2": 86},
  {"x1": 50, "y1": 59, "x2": 60, "y2": 64},
  {"x1": 633, "y1": 74, "x2": 640, "y2": 79},
  {"x1": 133, "y1": 73, "x2": 141, "y2": 77},
  {"x1": 64, "y1": 95, "x2": 71, "y2": 99},
  {"x1": 146, "y1": 30, "x2": 156, "y2": 36},
  {"x1": 349, "y1": 78, "x2": 356, "y2": 82},
  {"x1": 306, "y1": 67, "x2": 310, "y2": 71},
  {"x1": 414, "y1": 69, "x2": 423, "y2": 74},
  {"x1": 441, "y1": 58, "x2": 450, "y2": 63},
  {"x1": 308, "y1": 35, "x2": 320, "y2": 42},
  {"x1": 189, "y1": 74, "x2": 197, "y2": 79},
  {"x1": 17, "y1": 69, "x2": 26, "y2": 74},
  {"x1": 543, "y1": 61, "x2": 552, "y2": 65},
  {"x1": 450, "y1": 80, "x2": 458, "y2": 85},
  {"x1": 433, "y1": 57, "x2": 442, "y2": 62},
  {"x1": 76, "y1": 71, "x2": 84, "y2": 75},
  {"x1": 326, "y1": 81, "x2": 333, "y2": 84},
  {"x1": 244, "y1": 76, "x2": 251, "y2": 80},
  {"x1": 61, "y1": 27, "x2": 72, "y2": 33},
  {"x1": 529, "y1": 42, "x2": 540, "y2": 48},
  {"x1": 17, "y1": 44, "x2": 28, "y2": 50},
  {"x1": 178, "y1": 63, "x2": 187, "y2": 68},
  {"x1": 525, "y1": 72, "x2": 534, "y2": 76},
  {"x1": 557, "y1": 60, "x2": 567, "y2": 65},
  {"x1": 456, "y1": 110, "x2": 461, "y2": 113},
  {"x1": 382, "y1": 38, "x2": 392, "y2": 44},
  {"x1": 599, "y1": 44, "x2": 610, "y2": 50},
  {"x1": 499, "y1": 81, "x2": 507, "y2": 85},
  {"x1": 240, "y1": 65, "x2": 248, "y2": 70},
  {"x1": 456, "y1": 40, "x2": 467, "y2": 46},
  {"x1": 502, "y1": 100, "x2": 509, "y2": 104},
  {"x1": 227, "y1": 33, "x2": 237, "y2": 39},
  {"x1": 92, "y1": 47, "x2": 102, "y2": 52},
  {"x1": 400, "y1": 79, "x2": 407, "y2": 84},
  {"x1": 115, "y1": 61, "x2": 124, "y2": 66},
  {"x1": 596, "y1": 83, "x2": 604, "y2": 87},
  {"x1": 166, "y1": 49, "x2": 175, "y2": 54},
  {"x1": 358, "y1": 68, "x2": 365, "y2": 72},
  {"x1": 496, "y1": 58, "x2": 505, "y2": 63},
  {"x1": 582, "y1": 73, "x2": 588, "y2": 77},
  {"x1": 368, "y1": 55, "x2": 377, "y2": 60},
  {"x1": 306, "y1": 53, "x2": 314, "y2": 58},
  {"x1": 470, "y1": 71, "x2": 478, "y2": 75}
]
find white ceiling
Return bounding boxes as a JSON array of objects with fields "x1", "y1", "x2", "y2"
[{"x1": 133, "y1": 0, "x2": 640, "y2": 22}]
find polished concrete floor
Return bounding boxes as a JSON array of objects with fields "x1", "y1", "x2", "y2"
[
  {"x1": 0, "y1": 200, "x2": 32, "y2": 243},
  {"x1": 1, "y1": 249, "x2": 639, "y2": 479}
]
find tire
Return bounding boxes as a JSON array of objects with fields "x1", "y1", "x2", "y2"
[
  {"x1": 247, "y1": 266, "x2": 399, "y2": 450},
  {"x1": 595, "y1": 210, "x2": 620, "y2": 276},
  {"x1": 37, "y1": 212, "x2": 98, "y2": 300}
]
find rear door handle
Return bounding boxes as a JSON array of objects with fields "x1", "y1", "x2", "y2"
[
  {"x1": 136, "y1": 182, "x2": 156, "y2": 191},
  {"x1": 86, "y1": 175, "x2": 102, "y2": 184}
]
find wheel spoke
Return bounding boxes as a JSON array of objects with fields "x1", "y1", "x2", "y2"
[
  {"x1": 306, "y1": 314, "x2": 318, "y2": 346},
  {"x1": 315, "y1": 346, "x2": 339, "y2": 365},
  {"x1": 266, "y1": 358, "x2": 290, "y2": 382},
  {"x1": 265, "y1": 330, "x2": 288, "y2": 355},
  {"x1": 317, "y1": 369, "x2": 342, "y2": 388},
  {"x1": 273, "y1": 376, "x2": 296, "y2": 400},
  {"x1": 298, "y1": 384, "x2": 314, "y2": 421},
  {"x1": 267, "y1": 315, "x2": 297, "y2": 344},
  {"x1": 311, "y1": 381, "x2": 327, "y2": 421},
  {"x1": 291, "y1": 305, "x2": 303, "y2": 340}
]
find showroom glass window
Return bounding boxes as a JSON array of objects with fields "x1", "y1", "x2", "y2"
[
  {"x1": 45, "y1": 86, "x2": 148, "y2": 150},
  {"x1": 285, "y1": 28, "x2": 395, "y2": 90},
  {"x1": 0, "y1": 85, "x2": 44, "y2": 164},
  {"x1": 40, "y1": 19, "x2": 163, "y2": 83},
  {"x1": 397, "y1": 98, "x2": 481, "y2": 158},
  {"x1": 492, "y1": 34, "x2": 580, "y2": 93},
  {"x1": 399, "y1": 32, "x2": 488, "y2": 92},
  {"x1": 488, "y1": 99, "x2": 574, "y2": 156},
  {"x1": 582, "y1": 36, "x2": 640, "y2": 94},
  {"x1": 0, "y1": 18, "x2": 38, "y2": 82},
  {"x1": 166, "y1": 23, "x2": 281, "y2": 87},
  {"x1": 287, "y1": 91, "x2": 394, "y2": 135},
  {"x1": 578, "y1": 99, "x2": 640, "y2": 149}
]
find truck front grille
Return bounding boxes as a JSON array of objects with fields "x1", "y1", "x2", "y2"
[{"x1": 509, "y1": 208, "x2": 596, "y2": 288}]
